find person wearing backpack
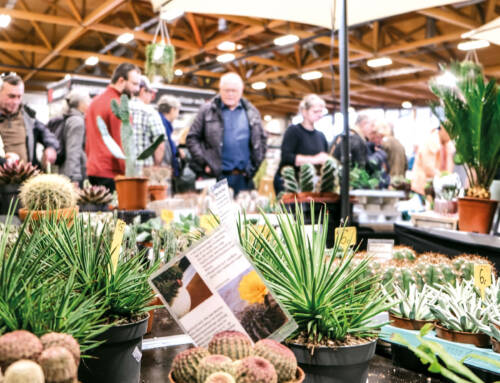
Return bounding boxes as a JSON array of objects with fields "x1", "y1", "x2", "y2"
[{"x1": 53, "y1": 89, "x2": 91, "y2": 186}]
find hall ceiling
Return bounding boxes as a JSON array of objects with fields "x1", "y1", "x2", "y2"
[{"x1": 0, "y1": 0, "x2": 498, "y2": 116}]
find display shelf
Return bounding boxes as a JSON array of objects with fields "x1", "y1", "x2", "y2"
[{"x1": 380, "y1": 325, "x2": 500, "y2": 374}]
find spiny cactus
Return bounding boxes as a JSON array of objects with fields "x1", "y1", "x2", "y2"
[
  {"x1": 392, "y1": 246, "x2": 416, "y2": 261},
  {"x1": 97, "y1": 94, "x2": 164, "y2": 177},
  {"x1": 280, "y1": 167, "x2": 298, "y2": 194},
  {"x1": 19, "y1": 174, "x2": 77, "y2": 211},
  {"x1": 38, "y1": 346, "x2": 77, "y2": 383},
  {"x1": 234, "y1": 356, "x2": 277, "y2": 383},
  {"x1": 0, "y1": 161, "x2": 39, "y2": 185},
  {"x1": 253, "y1": 339, "x2": 297, "y2": 382},
  {"x1": 208, "y1": 331, "x2": 253, "y2": 361},
  {"x1": 452, "y1": 254, "x2": 495, "y2": 281},
  {"x1": 197, "y1": 355, "x2": 233, "y2": 383},
  {"x1": 319, "y1": 158, "x2": 337, "y2": 193},
  {"x1": 77, "y1": 180, "x2": 113, "y2": 206},
  {"x1": 239, "y1": 295, "x2": 287, "y2": 342},
  {"x1": 3, "y1": 360, "x2": 44, "y2": 383},
  {"x1": 0, "y1": 331, "x2": 43, "y2": 370},
  {"x1": 154, "y1": 265, "x2": 183, "y2": 305},
  {"x1": 171, "y1": 347, "x2": 210, "y2": 383},
  {"x1": 40, "y1": 333, "x2": 80, "y2": 365},
  {"x1": 205, "y1": 371, "x2": 236, "y2": 383},
  {"x1": 298, "y1": 163, "x2": 315, "y2": 192}
]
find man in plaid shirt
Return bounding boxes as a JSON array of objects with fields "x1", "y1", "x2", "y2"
[{"x1": 129, "y1": 76, "x2": 165, "y2": 174}]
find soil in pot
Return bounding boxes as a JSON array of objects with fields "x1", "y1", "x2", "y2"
[
  {"x1": 78, "y1": 315, "x2": 149, "y2": 383},
  {"x1": 288, "y1": 339, "x2": 377, "y2": 383},
  {"x1": 115, "y1": 176, "x2": 148, "y2": 210},
  {"x1": 148, "y1": 185, "x2": 167, "y2": 201},
  {"x1": 0, "y1": 184, "x2": 21, "y2": 215},
  {"x1": 388, "y1": 312, "x2": 434, "y2": 331},
  {"x1": 458, "y1": 197, "x2": 498, "y2": 234},
  {"x1": 435, "y1": 324, "x2": 491, "y2": 348}
]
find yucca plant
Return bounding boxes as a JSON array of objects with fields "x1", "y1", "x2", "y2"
[
  {"x1": 430, "y1": 61, "x2": 500, "y2": 199},
  {"x1": 384, "y1": 283, "x2": 437, "y2": 321},
  {"x1": 238, "y1": 203, "x2": 393, "y2": 345}
]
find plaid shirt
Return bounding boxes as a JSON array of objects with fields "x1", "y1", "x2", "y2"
[{"x1": 129, "y1": 98, "x2": 164, "y2": 173}]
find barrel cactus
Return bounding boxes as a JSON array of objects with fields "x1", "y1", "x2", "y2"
[
  {"x1": 171, "y1": 347, "x2": 210, "y2": 383},
  {"x1": 0, "y1": 330, "x2": 43, "y2": 370},
  {"x1": 298, "y1": 163, "x2": 315, "y2": 192},
  {"x1": 197, "y1": 355, "x2": 233, "y2": 383},
  {"x1": 319, "y1": 158, "x2": 338, "y2": 193},
  {"x1": 38, "y1": 346, "x2": 77, "y2": 383},
  {"x1": 253, "y1": 339, "x2": 297, "y2": 382},
  {"x1": 208, "y1": 331, "x2": 253, "y2": 361},
  {"x1": 97, "y1": 94, "x2": 164, "y2": 177},
  {"x1": 205, "y1": 371, "x2": 236, "y2": 383},
  {"x1": 3, "y1": 360, "x2": 44, "y2": 383},
  {"x1": 40, "y1": 333, "x2": 80, "y2": 365},
  {"x1": 280, "y1": 167, "x2": 298, "y2": 194},
  {"x1": 19, "y1": 174, "x2": 77, "y2": 211},
  {"x1": 234, "y1": 356, "x2": 277, "y2": 383}
]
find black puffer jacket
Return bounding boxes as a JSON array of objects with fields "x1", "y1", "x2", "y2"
[{"x1": 186, "y1": 95, "x2": 267, "y2": 178}]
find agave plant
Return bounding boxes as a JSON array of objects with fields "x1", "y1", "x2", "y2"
[
  {"x1": 0, "y1": 160, "x2": 39, "y2": 184},
  {"x1": 384, "y1": 283, "x2": 437, "y2": 321},
  {"x1": 430, "y1": 61, "x2": 500, "y2": 199},
  {"x1": 238, "y1": 202, "x2": 393, "y2": 344},
  {"x1": 78, "y1": 180, "x2": 113, "y2": 206},
  {"x1": 430, "y1": 279, "x2": 489, "y2": 333}
]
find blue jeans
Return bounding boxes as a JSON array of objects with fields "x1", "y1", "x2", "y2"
[{"x1": 223, "y1": 174, "x2": 253, "y2": 197}]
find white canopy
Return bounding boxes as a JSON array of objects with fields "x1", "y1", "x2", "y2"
[
  {"x1": 152, "y1": 0, "x2": 462, "y2": 29},
  {"x1": 463, "y1": 16, "x2": 500, "y2": 46}
]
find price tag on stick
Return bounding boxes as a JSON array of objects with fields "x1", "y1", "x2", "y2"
[
  {"x1": 110, "y1": 219, "x2": 126, "y2": 273},
  {"x1": 335, "y1": 226, "x2": 357, "y2": 248},
  {"x1": 474, "y1": 264, "x2": 492, "y2": 299}
]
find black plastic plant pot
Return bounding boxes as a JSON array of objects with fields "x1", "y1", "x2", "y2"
[
  {"x1": 78, "y1": 315, "x2": 149, "y2": 383},
  {"x1": 0, "y1": 184, "x2": 21, "y2": 215},
  {"x1": 79, "y1": 203, "x2": 110, "y2": 212},
  {"x1": 288, "y1": 339, "x2": 377, "y2": 383}
]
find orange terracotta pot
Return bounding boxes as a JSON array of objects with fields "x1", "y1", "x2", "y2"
[
  {"x1": 18, "y1": 206, "x2": 79, "y2": 224},
  {"x1": 148, "y1": 185, "x2": 167, "y2": 201},
  {"x1": 389, "y1": 313, "x2": 434, "y2": 331},
  {"x1": 458, "y1": 197, "x2": 498, "y2": 234},
  {"x1": 168, "y1": 367, "x2": 305, "y2": 383},
  {"x1": 435, "y1": 324, "x2": 490, "y2": 348},
  {"x1": 114, "y1": 176, "x2": 148, "y2": 210},
  {"x1": 146, "y1": 296, "x2": 162, "y2": 334}
]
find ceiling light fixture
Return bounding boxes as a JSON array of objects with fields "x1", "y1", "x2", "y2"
[
  {"x1": 116, "y1": 32, "x2": 134, "y2": 44},
  {"x1": 273, "y1": 34, "x2": 299, "y2": 46},
  {"x1": 300, "y1": 71, "x2": 323, "y2": 80},
  {"x1": 85, "y1": 56, "x2": 99, "y2": 66},
  {"x1": 366, "y1": 57, "x2": 393, "y2": 68},
  {"x1": 217, "y1": 41, "x2": 236, "y2": 52},
  {"x1": 0, "y1": 14, "x2": 11, "y2": 28},
  {"x1": 251, "y1": 81, "x2": 267, "y2": 90},
  {"x1": 435, "y1": 71, "x2": 457, "y2": 88},
  {"x1": 264, "y1": 115, "x2": 272, "y2": 122},
  {"x1": 160, "y1": 8, "x2": 184, "y2": 22},
  {"x1": 457, "y1": 39, "x2": 490, "y2": 51},
  {"x1": 401, "y1": 101, "x2": 413, "y2": 109},
  {"x1": 174, "y1": 69, "x2": 183, "y2": 76},
  {"x1": 216, "y1": 53, "x2": 235, "y2": 63}
]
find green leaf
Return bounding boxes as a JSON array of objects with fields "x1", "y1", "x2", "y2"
[{"x1": 137, "y1": 134, "x2": 165, "y2": 160}]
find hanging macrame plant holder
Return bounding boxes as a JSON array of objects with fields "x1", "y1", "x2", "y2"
[{"x1": 145, "y1": 19, "x2": 175, "y2": 83}]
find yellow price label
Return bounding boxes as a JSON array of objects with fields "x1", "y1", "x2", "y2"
[
  {"x1": 110, "y1": 219, "x2": 126, "y2": 273},
  {"x1": 474, "y1": 264, "x2": 492, "y2": 299},
  {"x1": 161, "y1": 209, "x2": 174, "y2": 224},
  {"x1": 335, "y1": 226, "x2": 357, "y2": 248},
  {"x1": 200, "y1": 214, "x2": 218, "y2": 234}
]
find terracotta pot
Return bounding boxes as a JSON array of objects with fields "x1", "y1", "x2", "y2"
[
  {"x1": 435, "y1": 324, "x2": 490, "y2": 348},
  {"x1": 168, "y1": 367, "x2": 305, "y2": 383},
  {"x1": 18, "y1": 206, "x2": 79, "y2": 224},
  {"x1": 148, "y1": 185, "x2": 167, "y2": 201},
  {"x1": 457, "y1": 197, "x2": 498, "y2": 234},
  {"x1": 389, "y1": 313, "x2": 434, "y2": 331},
  {"x1": 434, "y1": 199, "x2": 458, "y2": 215},
  {"x1": 114, "y1": 176, "x2": 148, "y2": 210},
  {"x1": 146, "y1": 296, "x2": 162, "y2": 334}
]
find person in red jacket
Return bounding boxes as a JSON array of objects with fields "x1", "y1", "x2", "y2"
[{"x1": 85, "y1": 63, "x2": 141, "y2": 191}]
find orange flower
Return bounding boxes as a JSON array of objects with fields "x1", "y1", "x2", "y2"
[{"x1": 238, "y1": 270, "x2": 268, "y2": 304}]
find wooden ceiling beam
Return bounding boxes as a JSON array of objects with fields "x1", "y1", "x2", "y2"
[
  {"x1": 18, "y1": 0, "x2": 52, "y2": 50},
  {"x1": 245, "y1": 56, "x2": 295, "y2": 70},
  {"x1": 390, "y1": 56, "x2": 438, "y2": 72},
  {"x1": 418, "y1": 7, "x2": 481, "y2": 29},
  {"x1": 379, "y1": 31, "x2": 463, "y2": 55},
  {"x1": 186, "y1": 12, "x2": 203, "y2": 47},
  {"x1": 0, "y1": 7, "x2": 79, "y2": 27},
  {"x1": 65, "y1": 0, "x2": 82, "y2": 22},
  {"x1": 485, "y1": 0, "x2": 498, "y2": 21},
  {"x1": 127, "y1": 0, "x2": 141, "y2": 26},
  {"x1": 372, "y1": 21, "x2": 379, "y2": 52},
  {"x1": 0, "y1": 29, "x2": 31, "y2": 67}
]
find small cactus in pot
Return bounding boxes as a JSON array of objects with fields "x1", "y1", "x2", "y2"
[{"x1": 77, "y1": 180, "x2": 113, "y2": 212}]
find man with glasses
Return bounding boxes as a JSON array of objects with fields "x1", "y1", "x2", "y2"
[
  {"x1": 129, "y1": 75, "x2": 165, "y2": 175},
  {"x1": 85, "y1": 63, "x2": 141, "y2": 191},
  {"x1": 0, "y1": 72, "x2": 58, "y2": 167},
  {"x1": 186, "y1": 72, "x2": 267, "y2": 196}
]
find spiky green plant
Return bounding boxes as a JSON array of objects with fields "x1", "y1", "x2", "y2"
[
  {"x1": 298, "y1": 163, "x2": 315, "y2": 192},
  {"x1": 145, "y1": 43, "x2": 175, "y2": 83},
  {"x1": 280, "y1": 166, "x2": 298, "y2": 194},
  {"x1": 430, "y1": 61, "x2": 500, "y2": 199},
  {"x1": 96, "y1": 95, "x2": 164, "y2": 177},
  {"x1": 384, "y1": 283, "x2": 437, "y2": 321},
  {"x1": 319, "y1": 157, "x2": 338, "y2": 193},
  {"x1": 238, "y1": 203, "x2": 393, "y2": 345}
]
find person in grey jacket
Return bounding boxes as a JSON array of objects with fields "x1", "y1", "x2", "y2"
[
  {"x1": 0, "y1": 73, "x2": 58, "y2": 167},
  {"x1": 186, "y1": 72, "x2": 267, "y2": 195},
  {"x1": 60, "y1": 89, "x2": 91, "y2": 185}
]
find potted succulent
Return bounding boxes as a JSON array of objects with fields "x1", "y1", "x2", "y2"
[
  {"x1": 239, "y1": 203, "x2": 393, "y2": 383},
  {"x1": 78, "y1": 180, "x2": 113, "y2": 212},
  {"x1": 0, "y1": 160, "x2": 39, "y2": 214},
  {"x1": 432, "y1": 172, "x2": 461, "y2": 214},
  {"x1": 97, "y1": 94, "x2": 164, "y2": 210},
  {"x1": 143, "y1": 166, "x2": 171, "y2": 201},
  {"x1": 430, "y1": 279, "x2": 490, "y2": 347},
  {"x1": 383, "y1": 282, "x2": 438, "y2": 330},
  {"x1": 18, "y1": 173, "x2": 78, "y2": 222},
  {"x1": 430, "y1": 61, "x2": 500, "y2": 233}
]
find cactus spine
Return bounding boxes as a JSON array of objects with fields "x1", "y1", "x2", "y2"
[
  {"x1": 19, "y1": 174, "x2": 77, "y2": 211},
  {"x1": 208, "y1": 331, "x2": 252, "y2": 361},
  {"x1": 234, "y1": 356, "x2": 277, "y2": 383},
  {"x1": 197, "y1": 355, "x2": 233, "y2": 383},
  {"x1": 298, "y1": 164, "x2": 315, "y2": 192},
  {"x1": 171, "y1": 347, "x2": 210, "y2": 383},
  {"x1": 280, "y1": 167, "x2": 298, "y2": 194},
  {"x1": 253, "y1": 339, "x2": 297, "y2": 382},
  {"x1": 319, "y1": 158, "x2": 337, "y2": 193},
  {"x1": 205, "y1": 371, "x2": 236, "y2": 383}
]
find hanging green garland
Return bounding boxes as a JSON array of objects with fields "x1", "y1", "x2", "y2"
[{"x1": 145, "y1": 43, "x2": 176, "y2": 83}]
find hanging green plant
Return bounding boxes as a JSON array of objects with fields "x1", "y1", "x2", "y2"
[{"x1": 145, "y1": 43, "x2": 176, "y2": 83}]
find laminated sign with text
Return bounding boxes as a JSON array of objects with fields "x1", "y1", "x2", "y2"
[{"x1": 149, "y1": 227, "x2": 297, "y2": 347}]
